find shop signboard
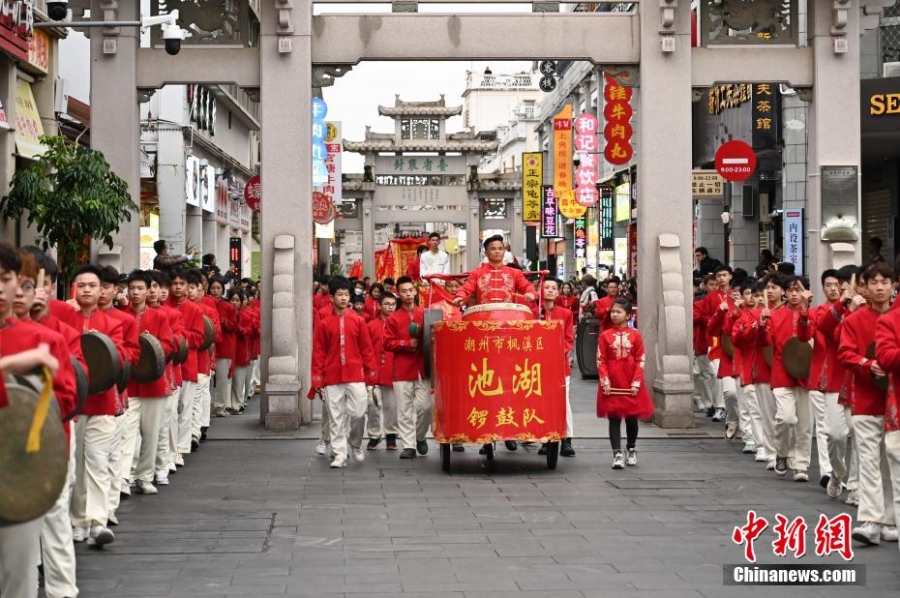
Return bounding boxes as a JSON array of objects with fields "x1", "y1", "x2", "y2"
[
  {"x1": 229, "y1": 197, "x2": 241, "y2": 229},
  {"x1": 202, "y1": 166, "x2": 215, "y2": 212},
  {"x1": 783, "y1": 208, "x2": 804, "y2": 275},
  {"x1": 574, "y1": 216, "x2": 587, "y2": 260},
  {"x1": 0, "y1": 0, "x2": 32, "y2": 64},
  {"x1": 244, "y1": 174, "x2": 261, "y2": 212},
  {"x1": 216, "y1": 178, "x2": 229, "y2": 225},
  {"x1": 553, "y1": 105, "x2": 573, "y2": 198},
  {"x1": 322, "y1": 121, "x2": 342, "y2": 205},
  {"x1": 751, "y1": 83, "x2": 779, "y2": 149},
  {"x1": 820, "y1": 166, "x2": 859, "y2": 241},
  {"x1": 522, "y1": 152, "x2": 542, "y2": 222},
  {"x1": 603, "y1": 75, "x2": 634, "y2": 165},
  {"x1": 375, "y1": 155, "x2": 465, "y2": 176},
  {"x1": 25, "y1": 28, "x2": 47, "y2": 74},
  {"x1": 185, "y1": 156, "x2": 201, "y2": 207},
  {"x1": 600, "y1": 191, "x2": 614, "y2": 250},
  {"x1": 14, "y1": 80, "x2": 44, "y2": 158},
  {"x1": 541, "y1": 186, "x2": 559, "y2": 238},
  {"x1": 692, "y1": 170, "x2": 724, "y2": 197}
]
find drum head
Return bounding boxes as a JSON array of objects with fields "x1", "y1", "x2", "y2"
[
  {"x1": 81, "y1": 332, "x2": 121, "y2": 395},
  {"x1": 173, "y1": 337, "x2": 189, "y2": 365},
  {"x1": 0, "y1": 380, "x2": 67, "y2": 525},
  {"x1": 463, "y1": 302, "x2": 533, "y2": 317},
  {"x1": 117, "y1": 359, "x2": 131, "y2": 393},
  {"x1": 783, "y1": 337, "x2": 812, "y2": 381},
  {"x1": 133, "y1": 334, "x2": 166, "y2": 383},
  {"x1": 199, "y1": 316, "x2": 216, "y2": 351},
  {"x1": 423, "y1": 308, "x2": 444, "y2": 379},
  {"x1": 67, "y1": 358, "x2": 89, "y2": 421}
]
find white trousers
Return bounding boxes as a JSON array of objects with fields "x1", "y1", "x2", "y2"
[
  {"x1": 852, "y1": 415, "x2": 895, "y2": 526},
  {"x1": 883, "y1": 431, "x2": 900, "y2": 543},
  {"x1": 193, "y1": 373, "x2": 211, "y2": 439},
  {"x1": 41, "y1": 440, "x2": 78, "y2": 598},
  {"x1": 828, "y1": 405, "x2": 858, "y2": 489},
  {"x1": 231, "y1": 365, "x2": 249, "y2": 410},
  {"x1": 177, "y1": 380, "x2": 197, "y2": 454},
  {"x1": 772, "y1": 386, "x2": 811, "y2": 471},
  {"x1": 323, "y1": 382, "x2": 368, "y2": 463},
  {"x1": 213, "y1": 359, "x2": 232, "y2": 413},
  {"x1": 121, "y1": 396, "x2": 167, "y2": 483},
  {"x1": 723, "y1": 376, "x2": 739, "y2": 427},
  {"x1": 249, "y1": 358, "x2": 260, "y2": 392},
  {"x1": 106, "y1": 413, "x2": 126, "y2": 515},
  {"x1": 71, "y1": 414, "x2": 117, "y2": 527},
  {"x1": 699, "y1": 356, "x2": 723, "y2": 409},
  {"x1": 394, "y1": 379, "x2": 433, "y2": 449},
  {"x1": 319, "y1": 399, "x2": 331, "y2": 444},
  {"x1": 741, "y1": 384, "x2": 762, "y2": 448},
  {"x1": 362, "y1": 386, "x2": 398, "y2": 438},
  {"x1": 755, "y1": 383, "x2": 777, "y2": 460},
  {"x1": 0, "y1": 517, "x2": 42, "y2": 598},
  {"x1": 156, "y1": 391, "x2": 178, "y2": 475},
  {"x1": 565, "y1": 376, "x2": 573, "y2": 438},
  {"x1": 808, "y1": 390, "x2": 837, "y2": 478}
]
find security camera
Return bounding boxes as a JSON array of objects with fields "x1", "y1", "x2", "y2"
[
  {"x1": 47, "y1": 0, "x2": 68, "y2": 21},
  {"x1": 163, "y1": 25, "x2": 187, "y2": 56}
]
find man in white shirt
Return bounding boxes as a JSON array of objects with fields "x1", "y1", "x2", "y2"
[{"x1": 420, "y1": 232, "x2": 450, "y2": 280}]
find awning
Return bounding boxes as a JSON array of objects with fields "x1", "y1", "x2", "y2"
[{"x1": 14, "y1": 80, "x2": 46, "y2": 159}]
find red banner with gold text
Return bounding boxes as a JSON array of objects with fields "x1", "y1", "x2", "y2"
[{"x1": 432, "y1": 320, "x2": 567, "y2": 444}]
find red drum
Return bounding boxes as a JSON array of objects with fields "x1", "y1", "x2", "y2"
[{"x1": 462, "y1": 302, "x2": 534, "y2": 322}]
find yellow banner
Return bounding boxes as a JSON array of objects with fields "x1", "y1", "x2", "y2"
[
  {"x1": 553, "y1": 105, "x2": 573, "y2": 198},
  {"x1": 15, "y1": 81, "x2": 46, "y2": 159},
  {"x1": 522, "y1": 152, "x2": 543, "y2": 222}
]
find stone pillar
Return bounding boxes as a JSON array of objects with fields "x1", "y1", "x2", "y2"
[
  {"x1": 636, "y1": 1, "x2": 694, "y2": 427},
  {"x1": 90, "y1": 0, "x2": 141, "y2": 272},
  {"x1": 806, "y1": 3, "x2": 862, "y2": 280},
  {"x1": 156, "y1": 124, "x2": 187, "y2": 253},
  {"x1": 186, "y1": 207, "x2": 203, "y2": 253},
  {"x1": 467, "y1": 191, "x2": 481, "y2": 270},
  {"x1": 0, "y1": 58, "x2": 17, "y2": 243},
  {"x1": 202, "y1": 212, "x2": 218, "y2": 258},
  {"x1": 259, "y1": 0, "x2": 312, "y2": 428},
  {"x1": 362, "y1": 193, "x2": 375, "y2": 278}
]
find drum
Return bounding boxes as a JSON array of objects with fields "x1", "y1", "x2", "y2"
[
  {"x1": 783, "y1": 337, "x2": 813, "y2": 381},
  {"x1": 462, "y1": 303, "x2": 534, "y2": 322},
  {"x1": 199, "y1": 316, "x2": 216, "y2": 351},
  {"x1": 67, "y1": 357, "x2": 89, "y2": 421},
  {"x1": 133, "y1": 334, "x2": 166, "y2": 383},
  {"x1": 172, "y1": 337, "x2": 189, "y2": 365},
  {"x1": 81, "y1": 332, "x2": 122, "y2": 395},
  {"x1": 0, "y1": 377, "x2": 67, "y2": 525},
  {"x1": 422, "y1": 308, "x2": 444, "y2": 379}
]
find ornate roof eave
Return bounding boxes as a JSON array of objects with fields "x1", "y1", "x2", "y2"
[
  {"x1": 343, "y1": 140, "x2": 500, "y2": 153},
  {"x1": 378, "y1": 106, "x2": 463, "y2": 117}
]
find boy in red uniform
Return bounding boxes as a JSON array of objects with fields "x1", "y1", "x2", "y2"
[
  {"x1": 695, "y1": 271, "x2": 728, "y2": 421},
  {"x1": 149, "y1": 271, "x2": 183, "y2": 482},
  {"x1": 727, "y1": 280, "x2": 759, "y2": 454},
  {"x1": 874, "y1": 268, "x2": 900, "y2": 550},
  {"x1": 590, "y1": 276, "x2": 620, "y2": 331},
  {"x1": 453, "y1": 235, "x2": 535, "y2": 306},
  {"x1": 209, "y1": 276, "x2": 237, "y2": 418},
  {"x1": 361, "y1": 293, "x2": 397, "y2": 450},
  {"x1": 386, "y1": 276, "x2": 431, "y2": 459},
  {"x1": 190, "y1": 269, "x2": 221, "y2": 446},
  {"x1": 59, "y1": 264, "x2": 125, "y2": 547},
  {"x1": 534, "y1": 278, "x2": 576, "y2": 457},
  {"x1": 760, "y1": 274, "x2": 814, "y2": 481},
  {"x1": 838, "y1": 263, "x2": 896, "y2": 545},
  {"x1": 311, "y1": 277, "x2": 378, "y2": 468},
  {"x1": 693, "y1": 274, "x2": 717, "y2": 416}
]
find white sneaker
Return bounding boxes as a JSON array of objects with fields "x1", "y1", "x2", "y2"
[
  {"x1": 826, "y1": 474, "x2": 843, "y2": 499},
  {"x1": 725, "y1": 422, "x2": 737, "y2": 440},
  {"x1": 168, "y1": 462, "x2": 177, "y2": 474},
  {"x1": 87, "y1": 525, "x2": 115, "y2": 547},
  {"x1": 793, "y1": 470, "x2": 809, "y2": 482},
  {"x1": 120, "y1": 479, "x2": 132, "y2": 496},
  {"x1": 329, "y1": 458, "x2": 347, "y2": 469},
  {"x1": 353, "y1": 447, "x2": 365, "y2": 463},
  {"x1": 852, "y1": 521, "x2": 881, "y2": 546},
  {"x1": 882, "y1": 525, "x2": 898, "y2": 542},
  {"x1": 72, "y1": 526, "x2": 88, "y2": 543},
  {"x1": 136, "y1": 480, "x2": 158, "y2": 495},
  {"x1": 155, "y1": 473, "x2": 170, "y2": 486},
  {"x1": 316, "y1": 440, "x2": 328, "y2": 456},
  {"x1": 174, "y1": 454, "x2": 185, "y2": 467},
  {"x1": 625, "y1": 448, "x2": 637, "y2": 466},
  {"x1": 845, "y1": 489, "x2": 860, "y2": 506},
  {"x1": 712, "y1": 408, "x2": 725, "y2": 422},
  {"x1": 765, "y1": 460, "x2": 776, "y2": 471},
  {"x1": 742, "y1": 442, "x2": 756, "y2": 454},
  {"x1": 611, "y1": 451, "x2": 625, "y2": 470},
  {"x1": 107, "y1": 511, "x2": 119, "y2": 526},
  {"x1": 755, "y1": 448, "x2": 768, "y2": 463}
]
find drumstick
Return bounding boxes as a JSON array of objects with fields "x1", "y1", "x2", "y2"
[
  {"x1": 606, "y1": 387, "x2": 636, "y2": 396},
  {"x1": 31, "y1": 269, "x2": 46, "y2": 317}
]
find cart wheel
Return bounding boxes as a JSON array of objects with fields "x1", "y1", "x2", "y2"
[
  {"x1": 546, "y1": 441, "x2": 560, "y2": 470},
  {"x1": 440, "y1": 443, "x2": 451, "y2": 472},
  {"x1": 483, "y1": 442, "x2": 494, "y2": 462}
]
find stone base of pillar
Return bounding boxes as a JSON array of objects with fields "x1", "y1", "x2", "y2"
[
  {"x1": 264, "y1": 383, "x2": 302, "y2": 430},
  {"x1": 650, "y1": 376, "x2": 695, "y2": 429}
]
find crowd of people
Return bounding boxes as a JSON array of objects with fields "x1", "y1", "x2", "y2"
[
  {"x1": 692, "y1": 249, "x2": 900, "y2": 549},
  {"x1": 0, "y1": 240, "x2": 261, "y2": 598}
]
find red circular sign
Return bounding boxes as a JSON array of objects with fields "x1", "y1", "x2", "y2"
[
  {"x1": 244, "y1": 174, "x2": 261, "y2": 212},
  {"x1": 313, "y1": 191, "x2": 335, "y2": 225},
  {"x1": 715, "y1": 140, "x2": 757, "y2": 182}
]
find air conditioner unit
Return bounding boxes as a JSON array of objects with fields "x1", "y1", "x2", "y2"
[
  {"x1": 54, "y1": 77, "x2": 69, "y2": 115},
  {"x1": 884, "y1": 62, "x2": 900, "y2": 77},
  {"x1": 741, "y1": 185, "x2": 757, "y2": 218}
]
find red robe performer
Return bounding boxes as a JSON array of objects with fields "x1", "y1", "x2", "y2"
[
  {"x1": 596, "y1": 324, "x2": 654, "y2": 420},
  {"x1": 454, "y1": 235, "x2": 535, "y2": 306}
]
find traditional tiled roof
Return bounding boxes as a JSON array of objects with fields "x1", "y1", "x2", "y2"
[
  {"x1": 343, "y1": 139, "x2": 499, "y2": 153},
  {"x1": 377, "y1": 95, "x2": 462, "y2": 117}
]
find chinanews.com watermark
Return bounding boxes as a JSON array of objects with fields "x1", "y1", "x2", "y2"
[{"x1": 726, "y1": 510, "x2": 865, "y2": 587}]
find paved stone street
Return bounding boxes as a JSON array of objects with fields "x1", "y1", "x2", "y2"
[{"x1": 71, "y1": 378, "x2": 900, "y2": 597}]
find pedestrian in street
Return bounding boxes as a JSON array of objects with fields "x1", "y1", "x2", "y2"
[
  {"x1": 311, "y1": 276, "x2": 378, "y2": 468},
  {"x1": 360, "y1": 293, "x2": 398, "y2": 450},
  {"x1": 152, "y1": 240, "x2": 192, "y2": 272},
  {"x1": 596, "y1": 298, "x2": 654, "y2": 470}
]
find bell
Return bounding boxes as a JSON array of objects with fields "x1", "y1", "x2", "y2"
[{"x1": 408, "y1": 322, "x2": 419, "y2": 337}]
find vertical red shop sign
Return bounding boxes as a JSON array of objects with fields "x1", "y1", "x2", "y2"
[{"x1": 603, "y1": 76, "x2": 634, "y2": 165}]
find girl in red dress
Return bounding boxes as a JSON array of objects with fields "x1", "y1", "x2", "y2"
[{"x1": 596, "y1": 298, "x2": 654, "y2": 469}]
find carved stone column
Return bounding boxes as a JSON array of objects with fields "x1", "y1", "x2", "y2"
[
  {"x1": 362, "y1": 193, "x2": 375, "y2": 278},
  {"x1": 637, "y1": 0, "x2": 694, "y2": 428},
  {"x1": 260, "y1": 0, "x2": 312, "y2": 428},
  {"x1": 90, "y1": 0, "x2": 141, "y2": 273},
  {"x1": 467, "y1": 191, "x2": 481, "y2": 270}
]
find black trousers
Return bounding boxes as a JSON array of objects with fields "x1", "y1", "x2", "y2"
[{"x1": 608, "y1": 417, "x2": 639, "y2": 452}]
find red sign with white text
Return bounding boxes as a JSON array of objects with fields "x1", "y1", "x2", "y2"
[
  {"x1": 603, "y1": 75, "x2": 634, "y2": 165},
  {"x1": 432, "y1": 320, "x2": 567, "y2": 444},
  {"x1": 244, "y1": 174, "x2": 261, "y2": 212},
  {"x1": 715, "y1": 140, "x2": 757, "y2": 182}
]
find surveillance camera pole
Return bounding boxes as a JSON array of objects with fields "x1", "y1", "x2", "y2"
[{"x1": 34, "y1": 20, "x2": 141, "y2": 27}]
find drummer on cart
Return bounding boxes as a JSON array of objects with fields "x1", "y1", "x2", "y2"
[
  {"x1": 452, "y1": 235, "x2": 536, "y2": 308},
  {"x1": 451, "y1": 235, "x2": 536, "y2": 453}
]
